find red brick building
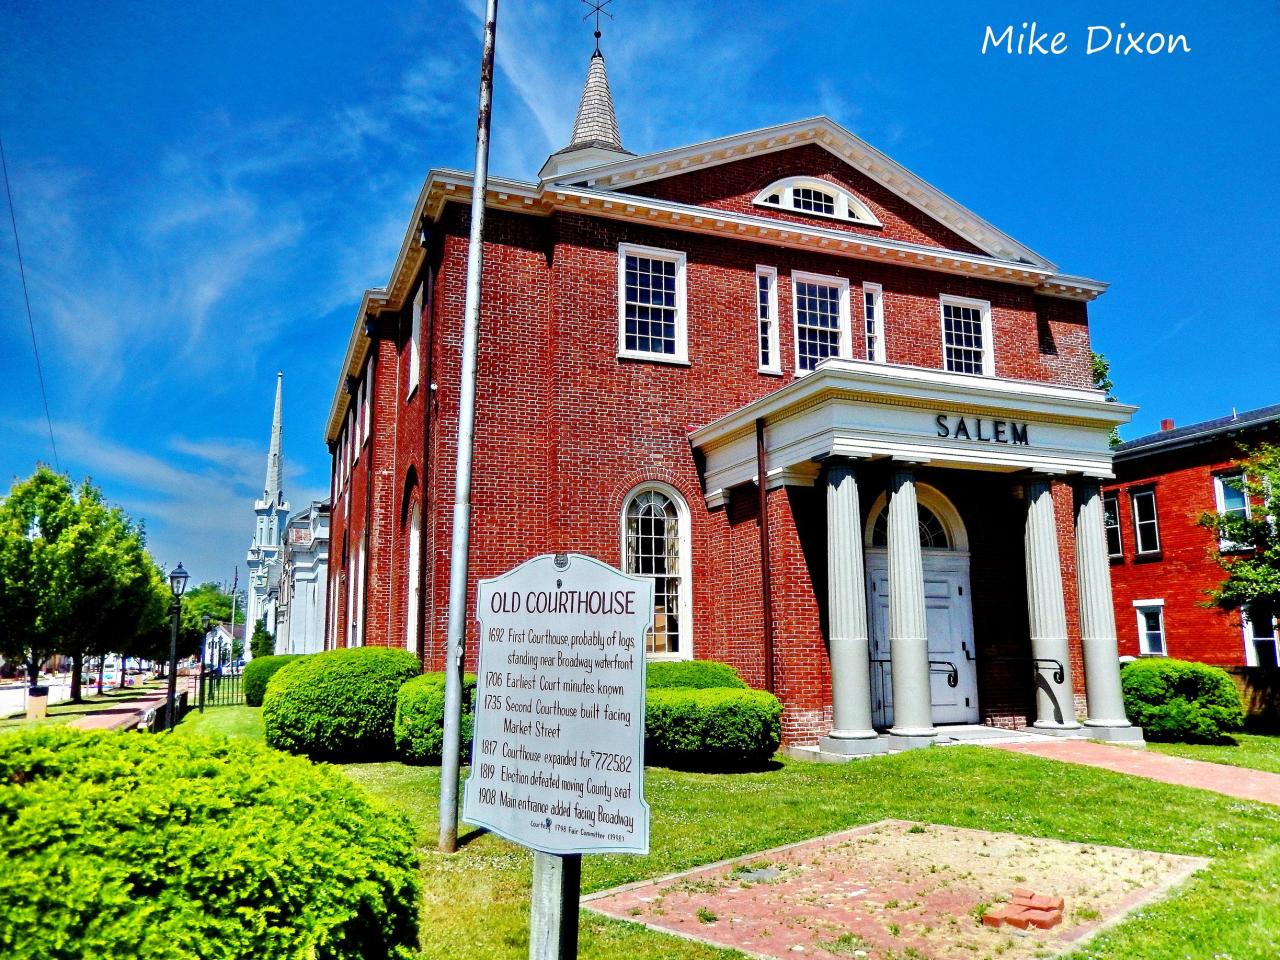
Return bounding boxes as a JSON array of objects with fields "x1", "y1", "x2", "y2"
[
  {"x1": 323, "y1": 48, "x2": 1141, "y2": 750},
  {"x1": 1106, "y1": 405, "x2": 1280, "y2": 669}
]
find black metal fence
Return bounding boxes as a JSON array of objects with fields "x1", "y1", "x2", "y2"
[{"x1": 198, "y1": 668, "x2": 245, "y2": 710}]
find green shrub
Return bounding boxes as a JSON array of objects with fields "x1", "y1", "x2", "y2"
[
  {"x1": 263, "y1": 647, "x2": 422, "y2": 761},
  {"x1": 0, "y1": 726, "x2": 419, "y2": 960},
  {"x1": 646, "y1": 659, "x2": 748, "y2": 690},
  {"x1": 395, "y1": 672, "x2": 477, "y2": 764},
  {"x1": 243, "y1": 653, "x2": 308, "y2": 707},
  {"x1": 646, "y1": 687, "x2": 781, "y2": 770},
  {"x1": 1121, "y1": 657, "x2": 1245, "y2": 742}
]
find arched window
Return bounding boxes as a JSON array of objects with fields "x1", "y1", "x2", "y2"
[
  {"x1": 870, "y1": 504, "x2": 950, "y2": 549},
  {"x1": 405, "y1": 503, "x2": 422, "y2": 654},
  {"x1": 753, "y1": 177, "x2": 882, "y2": 227},
  {"x1": 622, "y1": 484, "x2": 692, "y2": 658}
]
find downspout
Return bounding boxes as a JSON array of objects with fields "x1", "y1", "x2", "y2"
[{"x1": 756, "y1": 417, "x2": 776, "y2": 693}]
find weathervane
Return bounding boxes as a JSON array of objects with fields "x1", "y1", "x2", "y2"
[{"x1": 581, "y1": 0, "x2": 614, "y2": 54}]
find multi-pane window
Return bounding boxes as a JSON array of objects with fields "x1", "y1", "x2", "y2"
[
  {"x1": 863, "y1": 282, "x2": 884, "y2": 363},
  {"x1": 1103, "y1": 491, "x2": 1123, "y2": 558},
  {"x1": 1134, "y1": 602, "x2": 1166, "y2": 655},
  {"x1": 941, "y1": 297, "x2": 991, "y2": 375},
  {"x1": 624, "y1": 488, "x2": 688, "y2": 657},
  {"x1": 1245, "y1": 603, "x2": 1279, "y2": 668},
  {"x1": 618, "y1": 244, "x2": 687, "y2": 361},
  {"x1": 1131, "y1": 488, "x2": 1161, "y2": 554},
  {"x1": 792, "y1": 273, "x2": 849, "y2": 373},
  {"x1": 792, "y1": 186, "x2": 836, "y2": 216},
  {"x1": 756, "y1": 267, "x2": 780, "y2": 373},
  {"x1": 871, "y1": 504, "x2": 950, "y2": 549},
  {"x1": 1214, "y1": 472, "x2": 1250, "y2": 551}
]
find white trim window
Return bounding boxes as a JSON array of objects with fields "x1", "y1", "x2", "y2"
[
  {"x1": 791, "y1": 271, "x2": 851, "y2": 373},
  {"x1": 1243, "y1": 603, "x2": 1279, "y2": 668},
  {"x1": 940, "y1": 295, "x2": 994, "y2": 376},
  {"x1": 755, "y1": 266, "x2": 780, "y2": 374},
  {"x1": 1214, "y1": 471, "x2": 1250, "y2": 551},
  {"x1": 752, "y1": 177, "x2": 882, "y2": 227},
  {"x1": 408, "y1": 282, "x2": 423, "y2": 398},
  {"x1": 1103, "y1": 490, "x2": 1123, "y2": 558},
  {"x1": 1132, "y1": 599, "x2": 1166, "y2": 656},
  {"x1": 622, "y1": 484, "x2": 692, "y2": 659},
  {"x1": 405, "y1": 503, "x2": 422, "y2": 654},
  {"x1": 862, "y1": 282, "x2": 885, "y2": 363},
  {"x1": 1131, "y1": 488, "x2": 1161, "y2": 555},
  {"x1": 357, "y1": 374, "x2": 369, "y2": 446},
  {"x1": 618, "y1": 243, "x2": 688, "y2": 363}
]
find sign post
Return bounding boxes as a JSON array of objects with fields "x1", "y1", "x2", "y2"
[{"x1": 463, "y1": 552, "x2": 654, "y2": 960}]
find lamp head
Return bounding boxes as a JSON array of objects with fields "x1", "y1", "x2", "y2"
[{"x1": 168, "y1": 563, "x2": 190, "y2": 598}]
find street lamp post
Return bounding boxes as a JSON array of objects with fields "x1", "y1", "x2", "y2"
[{"x1": 165, "y1": 563, "x2": 189, "y2": 731}]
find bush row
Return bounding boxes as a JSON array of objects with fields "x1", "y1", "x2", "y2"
[
  {"x1": 1121, "y1": 657, "x2": 1244, "y2": 742},
  {"x1": 394, "y1": 673, "x2": 477, "y2": 764},
  {"x1": 244, "y1": 653, "x2": 308, "y2": 707},
  {"x1": 0, "y1": 727, "x2": 419, "y2": 960}
]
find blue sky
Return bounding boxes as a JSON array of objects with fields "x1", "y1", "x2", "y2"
[{"x1": 1, "y1": 1, "x2": 1277, "y2": 583}]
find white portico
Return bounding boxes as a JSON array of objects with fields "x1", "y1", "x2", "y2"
[{"x1": 691, "y1": 359, "x2": 1144, "y2": 751}]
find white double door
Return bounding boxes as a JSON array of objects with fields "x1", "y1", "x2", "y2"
[{"x1": 865, "y1": 550, "x2": 979, "y2": 728}]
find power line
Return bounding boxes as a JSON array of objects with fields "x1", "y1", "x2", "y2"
[{"x1": 1, "y1": 132, "x2": 60, "y2": 472}]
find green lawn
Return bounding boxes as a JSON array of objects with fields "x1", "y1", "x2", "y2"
[
  {"x1": 173, "y1": 703, "x2": 266, "y2": 741},
  {"x1": 0, "y1": 684, "x2": 163, "y2": 732},
  {"x1": 182, "y1": 707, "x2": 1280, "y2": 959},
  {"x1": 1147, "y1": 731, "x2": 1280, "y2": 776}
]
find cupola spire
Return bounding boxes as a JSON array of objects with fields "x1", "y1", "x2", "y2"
[{"x1": 263, "y1": 371, "x2": 284, "y2": 505}]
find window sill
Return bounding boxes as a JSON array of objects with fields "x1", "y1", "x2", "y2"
[
  {"x1": 1133, "y1": 551, "x2": 1163, "y2": 564},
  {"x1": 1108, "y1": 555, "x2": 1125, "y2": 565},
  {"x1": 1138, "y1": 651, "x2": 1168, "y2": 658},
  {"x1": 758, "y1": 367, "x2": 784, "y2": 377},
  {"x1": 617, "y1": 351, "x2": 691, "y2": 367}
]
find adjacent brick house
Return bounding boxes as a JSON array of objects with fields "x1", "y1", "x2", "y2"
[
  {"x1": 323, "y1": 47, "x2": 1140, "y2": 749},
  {"x1": 1106, "y1": 405, "x2": 1280, "y2": 669}
]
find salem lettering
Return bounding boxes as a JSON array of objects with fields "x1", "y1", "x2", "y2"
[{"x1": 936, "y1": 414, "x2": 1029, "y2": 445}]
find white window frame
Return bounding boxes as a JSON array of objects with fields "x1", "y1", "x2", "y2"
[
  {"x1": 357, "y1": 374, "x2": 370, "y2": 447},
  {"x1": 620, "y1": 482, "x2": 693, "y2": 661},
  {"x1": 1102, "y1": 490, "x2": 1123, "y2": 558},
  {"x1": 755, "y1": 266, "x2": 781, "y2": 375},
  {"x1": 862, "y1": 282, "x2": 885, "y2": 363},
  {"x1": 751, "y1": 176, "x2": 882, "y2": 227},
  {"x1": 408, "y1": 283, "x2": 423, "y2": 399},
  {"x1": 790, "y1": 270, "x2": 852, "y2": 375},
  {"x1": 617, "y1": 242, "x2": 689, "y2": 364},
  {"x1": 1213, "y1": 471, "x2": 1250, "y2": 552},
  {"x1": 1132, "y1": 599, "x2": 1166, "y2": 656},
  {"x1": 1131, "y1": 488, "x2": 1161, "y2": 555},
  {"x1": 1242, "y1": 604, "x2": 1279, "y2": 668},
  {"x1": 405, "y1": 503, "x2": 422, "y2": 654},
  {"x1": 939, "y1": 294, "x2": 994, "y2": 377}
]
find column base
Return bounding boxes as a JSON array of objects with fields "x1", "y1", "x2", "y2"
[
  {"x1": 819, "y1": 733, "x2": 889, "y2": 756},
  {"x1": 1084, "y1": 723, "x2": 1146, "y2": 745},
  {"x1": 1030, "y1": 723, "x2": 1085, "y2": 738},
  {"x1": 886, "y1": 732, "x2": 937, "y2": 751}
]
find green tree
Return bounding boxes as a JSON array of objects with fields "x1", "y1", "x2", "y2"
[
  {"x1": 1092, "y1": 350, "x2": 1122, "y2": 449},
  {"x1": 1199, "y1": 445, "x2": 1280, "y2": 619},
  {"x1": 250, "y1": 617, "x2": 275, "y2": 660}
]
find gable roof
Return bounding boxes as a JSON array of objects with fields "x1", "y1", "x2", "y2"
[
  {"x1": 1115, "y1": 403, "x2": 1280, "y2": 459},
  {"x1": 541, "y1": 116, "x2": 1056, "y2": 270}
]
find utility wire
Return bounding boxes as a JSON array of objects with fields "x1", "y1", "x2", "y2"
[{"x1": 1, "y1": 132, "x2": 59, "y2": 472}]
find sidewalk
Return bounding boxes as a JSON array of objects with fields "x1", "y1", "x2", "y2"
[
  {"x1": 66, "y1": 678, "x2": 196, "y2": 732},
  {"x1": 993, "y1": 738, "x2": 1280, "y2": 807}
]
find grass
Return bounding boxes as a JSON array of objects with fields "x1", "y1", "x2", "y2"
[
  {"x1": 1147, "y1": 731, "x2": 1280, "y2": 775},
  {"x1": 180, "y1": 706, "x2": 1280, "y2": 959},
  {"x1": 174, "y1": 703, "x2": 265, "y2": 741},
  {"x1": 0, "y1": 684, "x2": 164, "y2": 732}
]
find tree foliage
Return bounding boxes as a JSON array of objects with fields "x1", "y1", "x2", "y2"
[
  {"x1": 1199, "y1": 445, "x2": 1280, "y2": 618},
  {"x1": 1091, "y1": 350, "x2": 1122, "y2": 449},
  {"x1": 250, "y1": 617, "x2": 275, "y2": 660}
]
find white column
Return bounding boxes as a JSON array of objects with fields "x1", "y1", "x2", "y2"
[
  {"x1": 820, "y1": 460, "x2": 885, "y2": 755},
  {"x1": 1023, "y1": 478, "x2": 1081, "y2": 731},
  {"x1": 1075, "y1": 481, "x2": 1144, "y2": 741},
  {"x1": 887, "y1": 464, "x2": 936, "y2": 746}
]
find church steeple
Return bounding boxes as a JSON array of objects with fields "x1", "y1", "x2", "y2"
[
  {"x1": 263, "y1": 371, "x2": 284, "y2": 507},
  {"x1": 538, "y1": 24, "x2": 633, "y2": 180}
]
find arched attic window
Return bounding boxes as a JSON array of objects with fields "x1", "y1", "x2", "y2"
[{"x1": 753, "y1": 177, "x2": 881, "y2": 227}]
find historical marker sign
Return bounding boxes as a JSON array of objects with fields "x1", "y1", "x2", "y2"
[{"x1": 462, "y1": 553, "x2": 653, "y2": 855}]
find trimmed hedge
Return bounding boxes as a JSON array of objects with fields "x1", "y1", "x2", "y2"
[
  {"x1": 646, "y1": 660, "x2": 748, "y2": 690},
  {"x1": 1121, "y1": 657, "x2": 1245, "y2": 742},
  {"x1": 0, "y1": 727, "x2": 419, "y2": 960},
  {"x1": 646, "y1": 687, "x2": 781, "y2": 770},
  {"x1": 244, "y1": 654, "x2": 308, "y2": 707},
  {"x1": 395, "y1": 673, "x2": 477, "y2": 764},
  {"x1": 263, "y1": 647, "x2": 422, "y2": 761}
]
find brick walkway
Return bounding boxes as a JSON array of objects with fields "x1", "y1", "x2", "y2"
[
  {"x1": 66, "y1": 678, "x2": 195, "y2": 732},
  {"x1": 994, "y1": 739, "x2": 1280, "y2": 807}
]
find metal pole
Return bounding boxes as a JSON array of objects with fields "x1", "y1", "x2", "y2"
[
  {"x1": 439, "y1": 0, "x2": 499, "y2": 855},
  {"x1": 165, "y1": 598, "x2": 180, "y2": 730},
  {"x1": 529, "y1": 853, "x2": 581, "y2": 960}
]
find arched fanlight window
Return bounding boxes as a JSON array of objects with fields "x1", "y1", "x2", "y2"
[
  {"x1": 753, "y1": 177, "x2": 882, "y2": 227},
  {"x1": 871, "y1": 504, "x2": 951, "y2": 549},
  {"x1": 622, "y1": 484, "x2": 692, "y2": 658}
]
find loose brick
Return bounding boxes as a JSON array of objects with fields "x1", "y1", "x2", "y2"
[{"x1": 1023, "y1": 907, "x2": 1062, "y2": 930}]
